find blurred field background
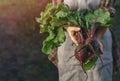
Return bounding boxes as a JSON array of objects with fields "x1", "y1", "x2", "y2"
[{"x1": 0, "y1": 0, "x2": 120, "y2": 81}]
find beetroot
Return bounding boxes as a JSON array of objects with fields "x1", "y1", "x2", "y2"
[{"x1": 74, "y1": 26, "x2": 103, "y2": 65}]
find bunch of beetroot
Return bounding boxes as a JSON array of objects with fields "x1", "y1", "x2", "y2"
[{"x1": 75, "y1": 25, "x2": 104, "y2": 70}]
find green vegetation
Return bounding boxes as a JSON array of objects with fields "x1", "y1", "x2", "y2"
[{"x1": 36, "y1": 3, "x2": 114, "y2": 55}]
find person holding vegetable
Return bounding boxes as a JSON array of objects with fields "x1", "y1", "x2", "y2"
[{"x1": 48, "y1": 0, "x2": 117, "y2": 81}]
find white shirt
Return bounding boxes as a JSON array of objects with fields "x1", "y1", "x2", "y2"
[{"x1": 64, "y1": 0, "x2": 100, "y2": 11}]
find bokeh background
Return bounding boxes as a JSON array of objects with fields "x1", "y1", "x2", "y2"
[{"x1": 0, "y1": 0, "x2": 120, "y2": 81}]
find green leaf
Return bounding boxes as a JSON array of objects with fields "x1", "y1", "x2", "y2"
[
  {"x1": 42, "y1": 40, "x2": 54, "y2": 55},
  {"x1": 85, "y1": 12, "x2": 95, "y2": 24},
  {"x1": 42, "y1": 31, "x2": 56, "y2": 54},
  {"x1": 94, "y1": 9, "x2": 114, "y2": 27},
  {"x1": 83, "y1": 56, "x2": 98, "y2": 70},
  {"x1": 53, "y1": 28, "x2": 66, "y2": 46},
  {"x1": 56, "y1": 11, "x2": 68, "y2": 18}
]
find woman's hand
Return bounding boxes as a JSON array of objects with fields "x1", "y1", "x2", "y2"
[
  {"x1": 66, "y1": 26, "x2": 80, "y2": 46},
  {"x1": 52, "y1": 0, "x2": 64, "y2": 6}
]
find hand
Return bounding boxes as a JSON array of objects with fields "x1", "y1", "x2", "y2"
[
  {"x1": 66, "y1": 26, "x2": 80, "y2": 46},
  {"x1": 52, "y1": 0, "x2": 64, "y2": 6}
]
